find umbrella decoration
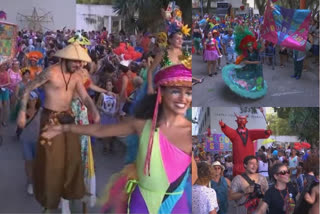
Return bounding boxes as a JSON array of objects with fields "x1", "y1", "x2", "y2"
[
  {"x1": 293, "y1": 142, "x2": 311, "y2": 150},
  {"x1": 113, "y1": 43, "x2": 142, "y2": 61},
  {"x1": 262, "y1": 138, "x2": 275, "y2": 145}
]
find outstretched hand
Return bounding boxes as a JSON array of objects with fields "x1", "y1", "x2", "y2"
[
  {"x1": 266, "y1": 129, "x2": 272, "y2": 136},
  {"x1": 41, "y1": 124, "x2": 64, "y2": 141},
  {"x1": 219, "y1": 120, "x2": 225, "y2": 127}
]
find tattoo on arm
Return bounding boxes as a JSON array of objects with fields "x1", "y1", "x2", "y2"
[{"x1": 20, "y1": 69, "x2": 49, "y2": 112}]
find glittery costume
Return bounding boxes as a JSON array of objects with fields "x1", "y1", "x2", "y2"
[{"x1": 222, "y1": 26, "x2": 267, "y2": 99}]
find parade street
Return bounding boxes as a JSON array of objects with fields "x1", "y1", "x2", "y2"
[
  {"x1": 0, "y1": 122, "x2": 125, "y2": 213},
  {"x1": 192, "y1": 54, "x2": 319, "y2": 107}
]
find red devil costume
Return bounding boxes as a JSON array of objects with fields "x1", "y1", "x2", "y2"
[{"x1": 219, "y1": 113, "x2": 272, "y2": 176}]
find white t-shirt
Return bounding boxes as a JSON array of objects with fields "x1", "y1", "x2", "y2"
[
  {"x1": 101, "y1": 93, "x2": 117, "y2": 115},
  {"x1": 192, "y1": 184, "x2": 219, "y2": 214},
  {"x1": 258, "y1": 160, "x2": 269, "y2": 177}
]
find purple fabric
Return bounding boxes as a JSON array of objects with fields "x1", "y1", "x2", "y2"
[
  {"x1": 129, "y1": 185, "x2": 190, "y2": 214},
  {"x1": 170, "y1": 190, "x2": 189, "y2": 213},
  {"x1": 100, "y1": 115, "x2": 118, "y2": 125},
  {"x1": 129, "y1": 186, "x2": 148, "y2": 213},
  {"x1": 204, "y1": 49, "x2": 219, "y2": 61}
]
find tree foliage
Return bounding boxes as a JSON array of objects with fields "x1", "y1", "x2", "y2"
[
  {"x1": 111, "y1": 0, "x2": 191, "y2": 33},
  {"x1": 266, "y1": 113, "x2": 295, "y2": 136},
  {"x1": 274, "y1": 108, "x2": 319, "y2": 147}
]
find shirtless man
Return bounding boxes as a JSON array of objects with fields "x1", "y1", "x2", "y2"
[{"x1": 17, "y1": 42, "x2": 100, "y2": 212}]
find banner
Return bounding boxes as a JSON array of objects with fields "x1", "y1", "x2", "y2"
[
  {"x1": 0, "y1": 21, "x2": 17, "y2": 64},
  {"x1": 206, "y1": 134, "x2": 232, "y2": 152},
  {"x1": 261, "y1": 0, "x2": 311, "y2": 51}
]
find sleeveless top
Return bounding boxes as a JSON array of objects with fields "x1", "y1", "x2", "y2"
[
  {"x1": 8, "y1": 69, "x2": 22, "y2": 91},
  {"x1": 101, "y1": 93, "x2": 117, "y2": 115},
  {"x1": 117, "y1": 71, "x2": 137, "y2": 98},
  {"x1": 130, "y1": 120, "x2": 191, "y2": 213},
  {"x1": 206, "y1": 38, "x2": 217, "y2": 51},
  {"x1": 211, "y1": 177, "x2": 228, "y2": 214}
]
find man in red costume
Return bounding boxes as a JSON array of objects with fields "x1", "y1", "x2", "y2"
[{"x1": 219, "y1": 113, "x2": 272, "y2": 176}]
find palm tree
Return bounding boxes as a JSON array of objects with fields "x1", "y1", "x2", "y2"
[{"x1": 113, "y1": 0, "x2": 191, "y2": 33}]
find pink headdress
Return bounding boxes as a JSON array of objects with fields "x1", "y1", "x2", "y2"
[{"x1": 144, "y1": 64, "x2": 192, "y2": 176}]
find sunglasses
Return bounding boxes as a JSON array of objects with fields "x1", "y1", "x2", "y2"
[{"x1": 277, "y1": 170, "x2": 290, "y2": 175}]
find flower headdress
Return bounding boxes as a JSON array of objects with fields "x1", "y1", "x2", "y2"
[
  {"x1": 144, "y1": 64, "x2": 192, "y2": 176},
  {"x1": 26, "y1": 51, "x2": 44, "y2": 61},
  {"x1": 234, "y1": 26, "x2": 259, "y2": 64},
  {"x1": 163, "y1": 1, "x2": 191, "y2": 37},
  {"x1": 113, "y1": 42, "x2": 142, "y2": 61}
]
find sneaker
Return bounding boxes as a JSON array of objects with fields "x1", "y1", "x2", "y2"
[
  {"x1": 290, "y1": 75, "x2": 296, "y2": 78},
  {"x1": 61, "y1": 199, "x2": 71, "y2": 214},
  {"x1": 27, "y1": 183, "x2": 33, "y2": 195}
]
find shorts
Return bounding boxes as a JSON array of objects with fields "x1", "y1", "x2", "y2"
[
  {"x1": 22, "y1": 140, "x2": 37, "y2": 161},
  {"x1": 0, "y1": 88, "x2": 10, "y2": 101}
]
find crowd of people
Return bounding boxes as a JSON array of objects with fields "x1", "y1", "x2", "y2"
[
  {"x1": 192, "y1": 9, "x2": 319, "y2": 89},
  {"x1": 1, "y1": 2, "x2": 193, "y2": 213},
  {"x1": 193, "y1": 140, "x2": 319, "y2": 214}
]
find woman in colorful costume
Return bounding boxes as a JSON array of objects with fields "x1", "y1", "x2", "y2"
[
  {"x1": 147, "y1": 2, "x2": 191, "y2": 95},
  {"x1": 222, "y1": 26, "x2": 267, "y2": 99},
  {"x1": 42, "y1": 58, "x2": 192, "y2": 214}
]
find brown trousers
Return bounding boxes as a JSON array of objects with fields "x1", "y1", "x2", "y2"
[{"x1": 33, "y1": 108, "x2": 85, "y2": 209}]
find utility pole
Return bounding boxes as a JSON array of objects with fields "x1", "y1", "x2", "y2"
[
  {"x1": 300, "y1": 0, "x2": 306, "y2": 9},
  {"x1": 201, "y1": 0, "x2": 204, "y2": 17}
]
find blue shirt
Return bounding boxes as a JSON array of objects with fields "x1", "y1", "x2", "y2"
[
  {"x1": 211, "y1": 177, "x2": 228, "y2": 214},
  {"x1": 222, "y1": 34, "x2": 235, "y2": 54}
]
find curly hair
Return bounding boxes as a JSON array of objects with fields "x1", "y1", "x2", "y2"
[{"x1": 196, "y1": 162, "x2": 212, "y2": 183}]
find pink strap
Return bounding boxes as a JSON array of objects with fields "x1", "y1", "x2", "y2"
[{"x1": 144, "y1": 87, "x2": 161, "y2": 176}]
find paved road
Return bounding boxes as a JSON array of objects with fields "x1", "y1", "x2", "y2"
[
  {"x1": 0, "y1": 122, "x2": 125, "y2": 213},
  {"x1": 192, "y1": 54, "x2": 319, "y2": 107}
]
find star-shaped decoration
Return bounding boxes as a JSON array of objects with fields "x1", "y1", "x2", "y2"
[{"x1": 17, "y1": 8, "x2": 53, "y2": 32}]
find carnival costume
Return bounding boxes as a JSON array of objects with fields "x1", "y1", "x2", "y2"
[
  {"x1": 204, "y1": 38, "x2": 220, "y2": 61},
  {"x1": 22, "y1": 51, "x2": 43, "y2": 80},
  {"x1": 100, "y1": 52, "x2": 192, "y2": 214},
  {"x1": 222, "y1": 26, "x2": 267, "y2": 99},
  {"x1": 33, "y1": 42, "x2": 91, "y2": 209},
  {"x1": 219, "y1": 113, "x2": 271, "y2": 176}
]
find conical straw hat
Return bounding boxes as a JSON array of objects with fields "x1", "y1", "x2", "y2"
[{"x1": 54, "y1": 41, "x2": 92, "y2": 62}]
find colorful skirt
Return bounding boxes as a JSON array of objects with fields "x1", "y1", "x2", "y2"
[
  {"x1": 204, "y1": 49, "x2": 219, "y2": 61},
  {"x1": 71, "y1": 98, "x2": 96, "y2": 207},
  {"x1": 222, "y1": 64, "x2": 267, "y2": 99}
]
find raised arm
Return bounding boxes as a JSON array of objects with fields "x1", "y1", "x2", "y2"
[
  {"x1": 17, "y1": 68, "x2": 50, "y2": 128},
  {"x1": 147, "y1": 51, "x2": 164, "y2": 94},
  {"x1": 76, "y1": 77, "x2": 100, "y2": 123}
]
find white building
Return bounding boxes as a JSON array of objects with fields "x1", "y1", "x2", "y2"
[
  {"x1": 197, "y1": 107, "x2": 267, "y2": 136},
  {"x1": 76, "y1": 4, "x2": 122, "y2": 33},
  {"x1": 1, "y1": 0, "x2": 122, "y2": 32}
]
